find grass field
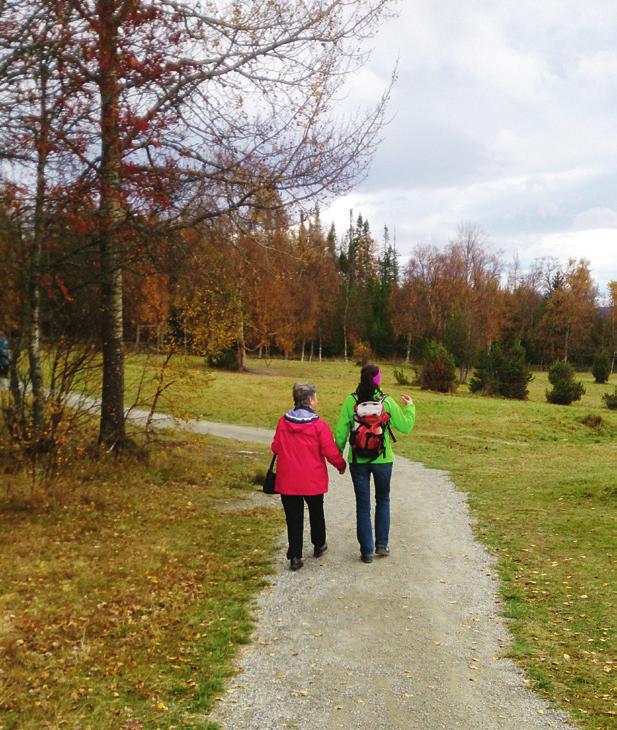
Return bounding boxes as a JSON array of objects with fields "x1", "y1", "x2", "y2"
[
  {"x1": 3, "y1": 354, "x2": 615, "y2": 728},
  {"x1": 0, "y1": 432, "x2": 282, "y2": 729},
  {"x1": 122, "y1": 354, "x2": 617, "y2": 729}
]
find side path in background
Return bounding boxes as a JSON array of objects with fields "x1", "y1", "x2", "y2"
[{"x1": 57, "y1": 395, "x2": 574, "y2": 728}]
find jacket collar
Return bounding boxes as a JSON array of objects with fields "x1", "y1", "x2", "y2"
[{"x1": 284, "y1": 407, "x2": 319, "y2": 424}]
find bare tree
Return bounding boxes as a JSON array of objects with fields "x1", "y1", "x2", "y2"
[
  {"x1": 2, "y1": 0, "x2": 396, "y2": 446},
  {"x1": 0, "y1": 4, "x2": 86, "y2": 438}
]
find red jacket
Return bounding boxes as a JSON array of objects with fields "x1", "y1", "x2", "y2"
[{"x1": 271, "y1": 409, "x2": 346, "y2": 496}]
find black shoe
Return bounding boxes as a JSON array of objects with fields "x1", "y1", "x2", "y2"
[
  {"x1": 290, "y1": 557, "x2": 304, "y2": 571},
  {"x1": 375, "y1": 545, "x2": 390, "y2": 557},
  {"x1": 314, "y1": 543, "x2": 328, "y2": 558},
  {"x1": 360, "y1": 553, "x2": 373, "y2": 563}
]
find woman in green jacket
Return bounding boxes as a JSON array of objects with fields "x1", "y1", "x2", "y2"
[{"x1": 334, "y1": 364, "x2": 415, "y2": 563}]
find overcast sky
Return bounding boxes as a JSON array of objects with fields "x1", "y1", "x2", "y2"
[{"x1": 323, "y1": 0, "x2": 617, "y2": 296}]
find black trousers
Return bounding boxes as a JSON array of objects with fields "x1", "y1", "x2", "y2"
[{"x1": 280, "y1": 494, "x2": 326, "y2": 559}]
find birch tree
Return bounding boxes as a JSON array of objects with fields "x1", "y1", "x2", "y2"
[{"x1": 2, "y1": 0, "x2": 396, "y2": 446}]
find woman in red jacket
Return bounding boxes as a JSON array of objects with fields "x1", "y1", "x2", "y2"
[{"x1": 272, "y1": 382, "x2": 346, "y2": 571}]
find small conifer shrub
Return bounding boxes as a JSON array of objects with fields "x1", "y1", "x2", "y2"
[
  {"x1": 469, "y1": 342, "x2": 532, "y2": 400},
  {"x1": 602, "y1": 387, "x2": 617, "y2": 410},
  {"x1": 419, "y1": 341, "x2": 458, "y2": 393},
  {"x1": 545, "y1": 360, "x2": 585, "y2": 405},
  {"x1": 591, "y1": 350, "x2": 611, "y2": 384},
  {"x1": 393, "y1": 367, "x2": 413, "y2": 386}
]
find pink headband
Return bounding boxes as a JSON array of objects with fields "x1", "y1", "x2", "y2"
[{"x1": 373, "y1": 370, "x2": 382, "y2": 386}]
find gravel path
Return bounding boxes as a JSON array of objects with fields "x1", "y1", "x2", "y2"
[
  {"x1": 201, "y1": 423, "x2": 573, "y2": 730},
  {"x1": 51, "y1": 398, "x2": 573, "y2": 728}
]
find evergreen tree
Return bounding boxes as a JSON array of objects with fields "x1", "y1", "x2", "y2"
[
  {"x1": 370, "y1": 225, "x2": 398, "y2": 356},
  {"x1": 545, "y1": 360, "x2": 585, "y2": 405},
  {"x1": 338, "y1": 211, "x2": 378, "y2": 358},
  {"x1": 591, "y1": 350, "x2": 611, "y2": 383},
  {"x1": 419, "y1": 341, "x2": 458, "y2": 393},
  {"x1": 469, "y1": 342, "x2": 532, "y2": 399}
]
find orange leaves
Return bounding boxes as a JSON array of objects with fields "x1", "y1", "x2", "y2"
[{"x1": 40, "y1": 273, "x2": 74, "y2": 303}]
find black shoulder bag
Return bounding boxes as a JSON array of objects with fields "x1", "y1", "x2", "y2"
[{"x1": 263, "y1": 453, "x2": 277, "y2": 494}]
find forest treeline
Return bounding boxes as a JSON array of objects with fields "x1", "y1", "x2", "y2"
[
  {"x1": 143, "y1": 211, "x2": 614, "y2": 381},
  {"x1": 110, "y1": 207, "x2": 613, "y2": 376},
  {"x1": 4, "y1": 195, "x2": 615, "y2": 380}
]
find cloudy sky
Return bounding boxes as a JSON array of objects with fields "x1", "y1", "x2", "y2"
[{"x1": 323, "y1": 0, "x2": 617, "y2": 296}]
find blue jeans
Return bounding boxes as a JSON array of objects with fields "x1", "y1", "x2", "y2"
[{"x1": 349, "y1": 462, "x2": 393, "y2": 557}]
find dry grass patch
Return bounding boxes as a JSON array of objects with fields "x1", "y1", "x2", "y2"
[{"x1": 0, "y1": 433, "x2": 281, "y2": 730}]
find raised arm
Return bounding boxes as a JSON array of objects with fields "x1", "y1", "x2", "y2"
[{"x1": 385, "y1": 395, "x2": 416, "y2": 434}]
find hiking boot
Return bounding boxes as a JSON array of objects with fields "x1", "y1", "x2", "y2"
[
  {"x1": 360, "y1": 553, "x2": 373, "y2": 564},
  {"x1": 375, "y1": 545, "x2": 390, "y2": 557},
  {"x1": 313, "y1": 543, "x2": 328, "y2": 558},
  {"x1": 290, "y1": 557, "x2": 304, "y2": 571}
]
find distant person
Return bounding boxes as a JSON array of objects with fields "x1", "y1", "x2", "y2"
[
  {"x1": 0, "y1": 332, "x2": 9, "y2": 380},
  {"x1": 335, "y1": 364, "x2": 415, "y2": 563},
  {"x1": 271, "y1": 383, "x2": 346, "y2": 571}
]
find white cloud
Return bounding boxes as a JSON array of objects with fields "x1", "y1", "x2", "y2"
[
  {"x1": 576, "y1": 51, "x2": 617, "y2": 82},
  {"x1": 498, "y1": 229, "x2": 617, "y2": 294},
  {"x1": 324, "y1": 1, "x2": 617, "y2": 293},
  {"x1": 573, "y1": 208, "x2": 617, "y2": 230}
]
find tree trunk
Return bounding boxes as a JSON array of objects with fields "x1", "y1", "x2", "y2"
[
  {"x1": 405, "y1": 333, "x2": 411, "y2": 363},
  {"x1": 309, "y1": 339, "x2": 314, "y2": 361},
  {"x1": 98, "y1": 4, "x2": 126, "y2": 447},
  {"x1": 301, "y1": 339, "x2": 305, "y2": 361},
  {"x1": 8, "y1": 333, "x2": 23, "y2": 415},
  {"x1": 318, "y1": 335, "x2": 322, "y2": 362},
  {"x1": 236, "y1": 327, "x2": 246, "y2": 371},
  {"x1": 611, "y1": 296, "x2": 617, "y2": 375},
  {"x1": 564, "y1": 325, "x2": 570, "y2": 362},
  {"x1": 28, "y1": 58, "x2": 49, "y2": 437}
]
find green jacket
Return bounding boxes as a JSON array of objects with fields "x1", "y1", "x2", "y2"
[{"x1": 334, "y1": 390, "x2": 416, "y2": 463}]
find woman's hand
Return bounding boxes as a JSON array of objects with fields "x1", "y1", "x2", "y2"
[{"x1": 401, "y1": 394, "x2": 413, "y2": 405}]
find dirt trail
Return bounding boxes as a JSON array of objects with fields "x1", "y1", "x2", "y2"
[
  {"x1": 198, "y1": 422, "x2": 572, "y2": 730},
  {"x1": 54, "y1": 399, "x2": 572, "y2": 728}
]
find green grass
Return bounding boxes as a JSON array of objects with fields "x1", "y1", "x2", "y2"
[
  {"x1": 123, "y1": 354, "x2": 617, "y2": 728},
  {"x1": 0, "y1": 432, "x2": 282, "y2": 729}
]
